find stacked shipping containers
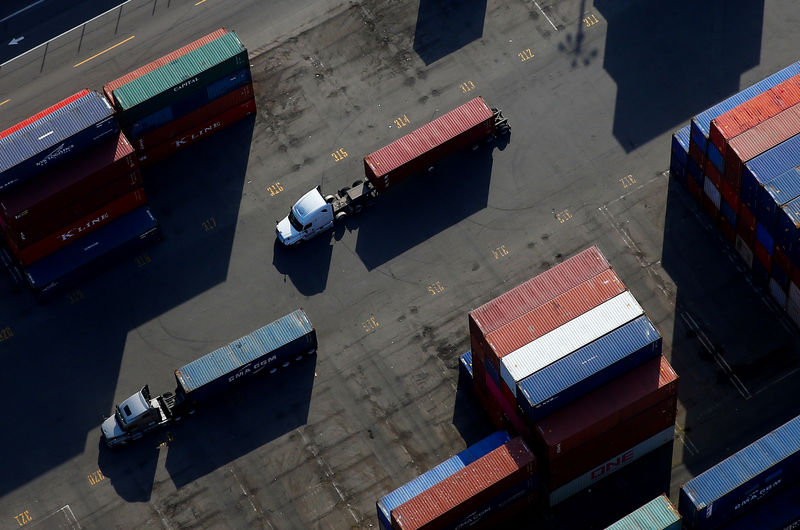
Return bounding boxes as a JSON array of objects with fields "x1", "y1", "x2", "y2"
[
  {"x1": 605, "y1": 495, "x2": 682, "y2": 530},
  {"x1": 0, "y1": 91, "x2": 160, "y2": 298},
  {"x1": 467, "y1": 246, "x2": 678, "y2": 506},
  {"x1": 671, "y1": 60, "x2": 800, "y2": 328},
  {"x1": 103, "y1": 28, "x2": 255, "y2": 166}
]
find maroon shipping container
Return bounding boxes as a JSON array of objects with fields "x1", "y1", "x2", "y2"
[
  {"x1": 364, "y1": 97, "x2": 495, "y2": 193},
  {"x1": 390, "y1": 437, "x2": 536, "y2": 530},
  {"x1": 0, "y1": 132, "x2": 137, "y2": 230},
  {"x1": 710, "y1": 74, "x2": 800, "y2": 157},
  {"x1": 103, "y1": 28, "x2": 229, "y2": 108},
  {"x1": 485, "y1": 361, "x2": 534, "y2": 441},
  {"x1": 133, "y1": 83, "x2": 254, "y2": 151},
  {"x1": 469, "y1": 246, "x2": 610, "y2": 341},
  {"x1": 474, "y1": 268, "x2": 627, "y2": 375},
  {"x1": 137, "y1": 98, "x2": 256, "y2": 166},
  {"x1": 546, "y1": 395, "x2": 677, "y2": 489},
  {"x1": 725, "y1": 101, "x2": 800, "y2": 187},
  {"x1": 534, "y1": 355, "x2": 678, "y2": 462},
  {"x1": 5, "y1": 188, "x2": 147, "y2": 266},
  {"x1": 0, "y1": 90, "x2": 92, "y2": 140}
]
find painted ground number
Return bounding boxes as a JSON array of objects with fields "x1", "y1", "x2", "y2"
[
  {"x1": 427, "y1": 281, "x2": 445, "y2": 295},
  {"x1": 135, "y1": 253, "x2": 151, "y2": 268},
  {"x1": 88, "y1": 469, "x2": 106, "y2": 485},
  {"x1": 202, "y1": 217, "x2": 217, "y2": 232},
  {"x1": 267, "y1": 182, "x2": 284, "y2": 196},
  {"x1": 619, "y1": 174, "x2": 637, "y2": 188},
  {"x1": 518, "y1": 48, "x2": 534, "y2": 62},
  {"x1": 393, "y1": 114, "x2": 411, "y2": 128},
  {"x1": 362, "y1": 316, "x2": 380, "y2": 333},
  {"x1": 583, "y1": 13, "x2": 600, "y2": 27},
  {"x1": 460, "y1": 81, "x2": 475, "y2": 93},
  {"x1": 0, "y1": 326, "x2": 13, "y2": 342},
  {"x1": 68, "y1": 289, "x2": 84, "y2": 304},
  {"x1": 555, "y1": 209, "x2": 572, "y2": 223},
  {"x1": 14, "y1": 510, "x2": 32, "y2": 526},
  {"x1": 492, "y1": 245, "x2": 509, "y2": 259},
  {"x1": 331, "y1": 148, "x2": 348, "y2": 162}
]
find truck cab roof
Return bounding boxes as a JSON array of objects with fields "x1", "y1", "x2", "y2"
[
  {"x1": 292, "y1": 187, "x2": 326, "y2": 224},
  {"x1": 118, "y1": 387, "x2": 151, "y2": 424}
]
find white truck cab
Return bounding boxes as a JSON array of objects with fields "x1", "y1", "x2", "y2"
[{"x1": 276, "y1": 187, "x2": 335, "y2": 245}]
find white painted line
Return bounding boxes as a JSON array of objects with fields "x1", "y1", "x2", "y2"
[
  {"x1": 0, "y1": 0, "x2": 46, "y2": 24},
  {"x1": 675, "y1": 426, "x2": 699, "y2": 456},
  {"x1": 532, "y1": 1, "x2": 558, "y2": 31},
  {"x1": 754, "y1": 365, "x2": 800, "y2": 397}
]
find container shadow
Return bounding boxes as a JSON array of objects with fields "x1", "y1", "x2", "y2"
[
  {"x1": 413, "y1": 0, "x2": 487, "y2": 65},
  {"x1": 451, "y1": 362, "x2": 496, "y2": 448},
  {"x1": 593, "y1": 0, "x2": 764, "y2": 151}
]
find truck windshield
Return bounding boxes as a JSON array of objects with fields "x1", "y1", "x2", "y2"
[
  {"x1": 288, "y1": 209, "x2": 304, "y2": 231},
  {"x1": 114, "y1": 406, "x2": 127, "y2": 428}
]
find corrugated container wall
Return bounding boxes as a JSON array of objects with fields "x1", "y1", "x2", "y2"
[
  {"x1": 741, "y1": 131, "x2": 800, "y2": 210},
  {"x1": 0, "y1": 90, "x2": 90, "y2": 140},
  {"x1": 605, "y1": 495, "x2": 682, "y2": 530},
  {"x1": 719, "y1": 479, "x2": 800, "y2": 529}
]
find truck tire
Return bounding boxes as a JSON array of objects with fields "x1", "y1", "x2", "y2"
[
  {"x1": 335, "y1": 211, "x2": 348, "y2": 222},
  {"x1": 324, "y1": 195, "x2": 336, "y2": 203}
]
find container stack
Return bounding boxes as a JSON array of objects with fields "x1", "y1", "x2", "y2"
[
  {"x1": 0, "y1": 90, "x2": 160, "y2": 298},
  {"x1": 670, "y1": 59, "x2": 800, "y2": 327},
  {"x1": 679, "y1": 413, "x2": 800, "y2": 528},
  {"x1": 605, "y1": 495, "x2": 681, "y2": 530},
  {"x1": 103, "y1": 28, "x2": 255, "y2": 166},
  {"x1": 466, "y1": 245, "x2": 678, "y2": 506}
]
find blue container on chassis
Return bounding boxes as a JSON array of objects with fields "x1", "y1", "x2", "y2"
[
  {"x1": 0, "y1": 91, "x2": 118, "y2": 191},
  {"x1": 23, "y1": 206, "x2": 160, "y2": 299},
  {"x1": 606, "y1": 495, "x2": 681, "y2": 530},
  {"x1": 517, "y1": 315, "x2": 662, "y2": 424},
  {"x1": 376, "y1": 430, "x2": 511, "y2": 530},
  {"x1": 126, "y1": 68, "x2": 252, "y2": 139},
  {"x1": 174, "y1": 309, "x2": 317, "y2": 403},
  {"x1": 690, "y1": 60, "x2": 800, "y2": 161},
  {"x1": 720, "y1": 479, "x2": 800, "y2": 529},
  {"x1": 741, "y1": 132, "x2": 800, "y2": 211},
  {"x1": 671, "y1": 126, "x2": 690, "y2": 185},
  {"x1": 679, "y1": 413, "x2": 800, "y2": 528}
]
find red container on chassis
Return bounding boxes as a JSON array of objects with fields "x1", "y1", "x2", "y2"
[
  {"x1": 710, "y1": 74, "x2": 800, "y2": 157},
  {"x1": 686, "y1": 176, "x2": 703, "y2": 203},
  {"x1": 364, "y1": 97, "x2": 495, "y2": 193},
  {"x1": 545, "y1": 395, "x2": 677, "y2": 489},
  {"x1": 725, "y1": 101, "x2": 800, "y2": 188},
  {"x1": 533, "y1": 355, "x2": 678, "y2": 462},
  {"x1": 0, "y1": 132, "x2": 137, "y2": 229},
  {"x1": 0, "y1": 90, "x2": 92, "y2": 140},
  {"x1": 719, "y1": 216, "x2": 736, "y2": 245},
  {"x1": 390, "y1": 437, "x2": 536, "y2": 530},
  {"x1": 103, "y1": 28, "x2": 229, "y2": 108},
  {"x1": 132, "y1": 83, "x2": 254, "y2": 152},
  {"x1": 473, "y1": 269, "x2": 627, "y2": 376},
  {"x1": 719, "y1": 179, "x2": 740, "y2": 211},
  {"x1": 469, "y1": 246, "x2": 610, "y2": 340},
  {"x1": 137, "y1": 98, "x2": 256, "y2": 166},
  {"x1": 4, "y1": 188, "x2": 147, "y2": 266}
]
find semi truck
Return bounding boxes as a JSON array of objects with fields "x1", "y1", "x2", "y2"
[
  {"x1": 101, "y1": 309, "x2": 317, "y2": 447},
  {"x1": 275, "y1": 96, "x2": 509, "y2": 246}
]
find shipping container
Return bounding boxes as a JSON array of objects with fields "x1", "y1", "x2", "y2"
[
  {"x1": 174, "y1": 309, "x2": 317, "y2": 403},
  {"x1": 518, "y1": 315, "x2": 663, "y2": 424},
  {"x1": 112, "y1": 32, "x2": 249, "y2": 124},
  {"x1": 475, "y1": 269, "x2": 626, "y2": 375},
  {"x1": 24, "y1": 206, "x2": 160, "y2": 298},
  {"x1": 0, "y1": 91, "x2": 118, "y2": 190},
  {"x1": 671, "y1": 126, "x2": 690, "y2": 185},
  {"x1": 534, "y1": 356, "x2": 677, "y2": 461},
  {"x1": 390, "y1": 437, "x2": 536, "y2": 530},
  {"x1": 752, "y1": 254, "x2": 771, "y2": 289},
  {"x1": 376, "y1": 430, "x2": 511, "y2": 530},
  {"x1": 687, "y1": 174, "x2": 703, "y2": 203},
  {"x1": 679, "y1": 413, "x2": 800, "y2": 528},
  {"x1": 741, "y1": 133, "x2": 800, "y2": 211},
  {"x1": 6, "y1": 188, "x2": 147, "y2": 266},
  {"x1": 775, "y1": 197, "x2": 800, "y2": 253},
  {"x1": 688, "y1": 157, "x2": 703, "y2": 186},
  {"x1": 127, "y1": 68, "x2": 252, "y2": 139},
  {"x1": 500, "y1": 291, "x2": 643, "y2": 398},
  {"x1": 0, "y1": 90, "x2": 91, "y2": 140},
  {"x1": 720, "y1": 179, "x2": 740, "y2": 212},
  {"x1": 485, "y1": 363, "x2": 533, "y2": 441},
  {"x1": 769, "y1": 278, "x2": 788, "y2": 308},
  {"x1": 459, "y1": 350, "x2": 473, "y2": 380},
  {"x1": 103, "y1": 28, "x2": 229, "y2": 106},
  {"x1": 719, "y1": 216, "x2": 737, "y2": 245},
  {"x1": 758, "y1": 166, "x2": 800, "y2": 233},
  {"x1": 548, "y1": 426, "x2": 674, "y2": 506},
  {"x1": 469, "y1": 246, "x2": 610, "y2": 339},
  {"x1": 756, "y1": 223, "x2": 775, "y2": 256},
  {"x1": 137, "y1": 98, "x2": 256, "y2": 166},
  {"x1": 721, "y1": 199, "x2": 738, "y2": 227},
  {"x1": 704, "y1": 176, "x2": 722, "y2": 209},
  {"x1": 364, "y1": 97, "x2": 495, "y2": 193},
  {"x1": 720, "y1": 480, "x2": 800, "y2": 529},
  {"x1": 605, "y1": 495, "x2": 682, "y2": 530}
]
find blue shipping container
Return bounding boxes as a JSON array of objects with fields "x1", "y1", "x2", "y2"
[
  {"x1": 708, "y1": 142, "x2": 725, "y2": 174},
  {"x1": 517, "y1": 315, "x2": 662, "y2": 424},
  {"x1": 688, "y1": 157, "x2": 703, "y2": 186},
  {"x1": 175, "y1": 309, "x2": 317, "y2": 402},
  {"x1": 679, "y1": 413, "x2": 800, "y2": 529},
  {"x1": 24, "y1": 206, "x2": 160, "y2": 297},
  {"x1": 606, "y1": 495, "x2": 682, "y2": 530},
  {"x1": 720, "y1": 199, "x2": 737, "y2": 227},
  {"x1": 776, "y1": 197, "x2": 800, "y2": 254},
  {"x1": 376, "y1": 430, "x2": 511, "y2": 530},
  {"x1": 690, "y1": 60, "x2": 800, "y2": 156},
  {"x1": 756, "y1": 223, "x2": 775, "y2": 255},
  {"x1": 671, "y1": 127, "x2": 690, "y2": 185},
  {"x1": 721, "y1": 479, "x2": 800, "y2": 529},
  {"x1": 757, "y1": 166, "x2": 800, "y2": 233},
  {"x1": 741, "y1": 132, "x2": 800, "y2": 210},
  {"x1": 127, "y1": 68, "x2": 252, "y2": 138},
  {"x1": 0, "y1": 91, "x2": 118, "y2": 191},
  {"x1": 459, "y1": 350, "x2": 473, "y2": 380}
]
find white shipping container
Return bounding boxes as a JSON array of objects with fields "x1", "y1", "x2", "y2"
[
  {"x1": 769, "y1": 278, "x2": 788, "y2": 309},
  {"x1": 547, "y1": 426, "x2": 675, "y2": 506},
  {"x1": 703, "y1": 176, "x2": 721, "y2": 209},
  {"x1": 790, "y1": 281, "x2": 800, "y2": 308},
  {"x1": 735, "y1": 235, "x2": 754, "y2": 269},
  {"x1": 500, "y1": 291, "x2": 643, "y2": 397}
]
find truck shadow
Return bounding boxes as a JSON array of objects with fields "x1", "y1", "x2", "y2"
[
  {"x1": 272, "y1": 236, "x2": 333, "y2": 296},
  {"x1": 413, "y1": 0, "x2": 487, "y2": 66}
]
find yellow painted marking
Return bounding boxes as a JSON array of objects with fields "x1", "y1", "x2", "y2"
[
  {"x1": 492, "y1": 245, "x2": 509, "y2": 259},
  {"x1": 427, "y1": 281, "x2": 445, "y2": 295},
  {"x1": 0, "y1": 326, "x2": 13, "y2": 342},
  {"x1": 0, "y1": 99, "x2": 10, "y2": 107},
  {"x1": 201, "y1": 217, "x2": 217, "y2": 232},
  {"x1": 88, "y1": 469, "x2": 105, "y2": 485},
  {"x1": 393, "y1": 114, "x2": 411, "y2": 128},
  {"x1": 74, "y1": 35, "x2": 135, "y2": 67},
  {"x1": 68, "y1": 289, "x2": 84, "y2": 304},
  {"x1": 362, "y1": 316, "x2": 380, "y2": 333},
  {"x1": 331, "y1": 148, "x2": 348, "y2": 162},
  {"x1": 135, "y1": 253, "x2": 151, "y2": 268},
  {"x1": 583, "y1": 13, "x2": 600, "y2": 27},
  {"x1": 460, "y1": 81, "x2": 475, "y2": 93},
  {"x1": 14, "y1": 510, "x2": 32, "y2": 526},
  {"x1": 267, "y1": 182, "x2": 284, "y2": 197},
  {"x1": 619, "y1": 174, "x2": 637, "y2": 188},
  {"x1": 517, "y1": 48, "x2": 534, "y2": 62},
  {"x1": 195, "y1": 0, "x2": 207, "y2": 4},
  {"x1": 556, "y1": 209, "x2": 572, "y2": 223}
]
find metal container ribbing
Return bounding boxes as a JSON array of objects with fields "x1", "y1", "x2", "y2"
[
  {"x1": 0, "y1": 90, "x2": 91, "y2": 140},
  {"x1": 605, "y1": 495, "x2": 681, "y2": 530}
]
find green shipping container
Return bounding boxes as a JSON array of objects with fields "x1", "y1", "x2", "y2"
[
  {"x1": 112, "y1": 32, "x2": 249, "y2": 124},
  {"x1": 605, "y1": 495, "x2": 682, "y2": 530}
]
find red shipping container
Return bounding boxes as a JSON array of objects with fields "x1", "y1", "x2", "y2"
[
  {"x1": 689, "y1": 143, "x2": 705, "y2": 175},
  {"x1": 485, "y1": 366, "x2": 533, "y2": 441},
  {"x1": 137, "y1": 98, "x2": 256, "y2": 166},
  {"x1": 725, "y1": 101, "x2": 800, "y2": 187},
  {"x1": 686, "y1": 176, "x2": 703, "y2": 204},
  {"x1": 775, "y1": 246, "x2": 791, "y2": 277},
  {"x1": 391, "y1": 437, "x2": 536, "y2": 530},
  {"x1": 719, "y1": 179, "x2": 740, "y2": 212},
  {"x1": 738, "y1": 203, "x2": 757, "y2": 239},
  {"x1": 0, "y1": 90, "x2": 91, "y2": 140},
  {"x1": 705, "y1": 161, "x2": 722, "y2": 187},
  {"x1": 5, "y1": 188, "x2": 147, "y2": 266},
  {"x1": 753, "y1": 239, "x2": 772, "y2": 271},
  {"x1": 534, "y1": 355, "x2": 678, "y2": 462},
  {"x1": 792, "y1": 263, "x2": 800, "y2": 286},
  {"x1": 710, "y1": 74, "x2": 800, "y2": 157},
  {"x1": 702, "y1": 193, "x2": 720, "y2": 223},
  {"x1": 719, "y1": 216, "x2": 736, "y2": 245},
  {"x1": 103, "y1": 28, "x2": 229, "y2": 107},
  {"x1": 474, "y1": 269, "x2": 627, "y2": 375},
  {"x1": 133, "y1": 83, "x2": 254, "y2": 151},
  {"x1": 482, "y1": 367, "x2": 505, "y2": 430},
  {"x1": 0, "y1": 133, "x2": 137, "y2": 230},
  {"x1": 365, "y1": 97, "x2": 495, "y2": 193},
  {"x1": 546, "y1": 395, "x2": 677, "y2": 489},
  {"x1": 469, "y1": 246, "x2": 609, "y2": 339}
]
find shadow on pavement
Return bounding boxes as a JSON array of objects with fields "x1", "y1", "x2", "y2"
[{"x1": 413, "y1": 0, "x2": 487, "y2": 65}]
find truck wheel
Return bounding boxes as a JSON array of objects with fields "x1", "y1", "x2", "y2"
[
  {"x1": 335, "y1": 211, "x2": 348, "y2": 222},
  {"x1": 324, "y1": 195, "x2": 336, "y2": 203},
  {"x1": 269, "y1": 367, "x2": 278, "y2": 374}
]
